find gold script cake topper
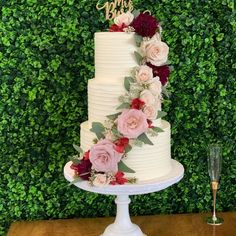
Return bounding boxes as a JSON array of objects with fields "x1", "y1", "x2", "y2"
[{"x1": 96, "y1": 0, "x2": 134, "y2": 20}]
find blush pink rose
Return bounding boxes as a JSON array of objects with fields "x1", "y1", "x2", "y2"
[
  {"x1": 140, "y1": 89, "x2": 156, "y2": 105},
  {"x1": 92, "y1": 173, "x2": 110, "y2": 187},
  {"x1": 89, "y1": 139, "x2": 123, "y2": 173},
  {"x1": 149, "y1": 77, "x2": 162, "y2": 96},
  {"x1": 117, "y1": 109, "x2": 149, "y2": 139},
  {"x1": 114, "y1": 11, "x2": 134, "y2": 27},
  {"x1": 143, "y1": 105, "x2": 158, "y2": 120},
  {"x1": 141, "y1": 38, "x2": 169, "y2": 66},
  {"x1": 135, "y1": 65, "x2": 153, "y2": 84}
]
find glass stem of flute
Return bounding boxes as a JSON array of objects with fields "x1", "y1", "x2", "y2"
[{"x1": 211, "y1": 181, "x2": 218, "y2": 221}]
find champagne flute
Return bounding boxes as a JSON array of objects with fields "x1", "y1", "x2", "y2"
[{"x1": 206, "y1": 144, "x2": 223, "y2": 225}]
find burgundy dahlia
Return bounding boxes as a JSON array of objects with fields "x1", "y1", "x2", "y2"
[
  {"x1": 147, "y1": 62, "x2": 170, "y2": 86},
  {"x1": 70, "y1": 159, "x2": 92, "y2": 180},
  {"x1": 131, "y1": 13, "x2": 159, "y2": 37}
]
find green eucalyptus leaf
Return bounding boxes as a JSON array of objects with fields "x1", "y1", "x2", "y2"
[
  {"x1": 152, "y1": 127, "x2": 164, "y2": 133},
  {"x1": 111, "y1": 127, "x2": 122, "y2": 137},
  {"x1": 107, "y1": 112, "x2": 122, "y2": 120},
  {"x1": 134, "y1": 51, "x2": 143, "y2": 65},
  {"x1": 132, "y1": 9, "x2": 140, "y2": 18},
  {"x1": 129, "y1": 77, "x2": 135, "y2": 83},
  {"x1": 162, "y1": 86, "x2": 171, "y2": 98},
  {"x1": 125, "y1": 144, "x2": 132, "y2": 153},
  {"x1": 124, "y1": 77, "x2": 134, "y2": 91},
  {"x1": 73, "y1": 144, "x2": 83, "y2": 153},
  {"x1": 118, "y1": 160, "x2": 135, "y2": 173},
  {"x1": 137, "y1": 133, "x2": 154, "y2": 145},
  {"x1": 124, "y1": 77, "x2": 131, "y2": 91},
  {"x1": 134, "y1": 34, "x2": 143, "y2": 47},
  {"x1": 156, "y1": 111, "x2": 167, "y2": 119},
  {"x1": 116, "y1": 102, "x2": 130, "y2": 110},
  {"x1": 69, "y1": 156, "x2": 81, "y2": 165},
  {"x1": 90, "y1": 122, "x2": 105, "y2": 139}
]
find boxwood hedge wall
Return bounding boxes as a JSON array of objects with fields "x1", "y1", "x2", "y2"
[{"x1": 0, "y1": 0, "x2": 235, "y2": 235}]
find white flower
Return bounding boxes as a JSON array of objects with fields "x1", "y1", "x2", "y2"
[
  {"x1": 141, "y1": 35, "x2": 169, "y2": 66},
  {"x1": 140, "y1": 89, "x2": 156, "y2": 105},
  {"x1": 114, "y1": 12, "x2": 134, "y2": 27},
  {"x1": 92, "y1": 173, "x2": 110, "y2": 187},
  {"x1": 135, "y1": 65, "x2": 153, "y2": 84},
  {"x1": 149, "y1": 77, "x2": 162, "y2": 96}
]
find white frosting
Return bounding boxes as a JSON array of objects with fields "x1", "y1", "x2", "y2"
[
  {"x1": 88, "y1": 79, "x2": 162, "y2": 127},
  {"x1": 79, "y1": 31, "x2": 172, "y2": 182},
  {"x1": 95, "y1": 32, "x2": 137, "y2": 82},
  {"x1": 88, "y1": 79, "x2": 126, "y2": 125},
  {"x1": 80, "y1": 120, "x2": 172, "y2": 181}
]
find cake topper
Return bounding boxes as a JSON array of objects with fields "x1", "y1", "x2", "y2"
[{"x1": 96, "y1": 0, "x2": 134, "y2": 20}]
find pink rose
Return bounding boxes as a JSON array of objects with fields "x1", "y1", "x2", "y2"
[
  {"x1": 114, "y1": 12, "x2": 134, "y2": 27},
  {"x1": 141, "y1": 38, "x2": 169, "y2": 66},
  {"x1": 149, "y1": 77, "x2": 162, "y2": 96},
  {"x1": 143, "y1": 105, "x2": 158, "y2": 120},
  {"x1": 92, "y1": 173, "x2": 110, "y2": 187},
  {"x1": 140, "y1": 89, "x2": 156, "y2": 105},
  {"x1": 135, "y1": 65, "x2": 153, "y2": 84},
  {"x1": 90, "y1": 139, "x2": 123, "y2": 173},
  {"x1": 117, "y1": 109, "x2": 149, "y2": 139}
]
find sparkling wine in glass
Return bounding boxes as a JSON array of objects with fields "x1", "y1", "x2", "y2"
[{"x1": 206, "y1": 144, "x2": 223, "y2": 225}]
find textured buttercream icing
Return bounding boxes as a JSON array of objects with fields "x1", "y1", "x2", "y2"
[
  {"x1": 88, "y1": 79, "x2": 126, "y2": 125},
  {"x1": 95, "y1": 32, "x2": 137, "y2": 82},
  {"x1": 88, "y1": 78, "x2": 162, "y2": 128},
  {"x1": 79, "y1": 31, "x2": 172, "y2": 182},
  {"x1": 80, "y1": 120, "x2": 172, "y2": 181}
]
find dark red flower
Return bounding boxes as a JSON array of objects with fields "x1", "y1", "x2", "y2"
[
  {"x1": 114, "y1": 145, "x2": 125, "y2": 153},
  {"x1": 109, "y1": 23, "x2": 127, "y2": 32},
  {"x1": 131, "y1": 98, "x2": 145, "y2": 110},
  {"x1": 147, "y1": 62, "x2": 170, "y2": 86},
  {"x1": 83, "y1": 150, "x2": 90, "y2": 160},
  {"x1": 70, "y1": 159, "x2": 92, "y2": 180},
  {"x1": 131, "y1": 13, "x2": 159, "y2": 37},
  {"x1": 110, "y1": 171, "x2": 128, "y2": 185},
  {"x1": 115, "y1": 137, "x2": 129, "y2": 153},
  {"x1": 147, "y1": 119, "x2": 154, "y2": 128}
]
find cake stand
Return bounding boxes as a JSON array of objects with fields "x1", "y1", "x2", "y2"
[{"x1": 64, "y1": 159, "x2": 184, "y2": 236}]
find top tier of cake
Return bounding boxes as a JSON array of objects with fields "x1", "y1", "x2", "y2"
[{"x1": 95, "y1": 32, "x2": 137, "y2": 82}]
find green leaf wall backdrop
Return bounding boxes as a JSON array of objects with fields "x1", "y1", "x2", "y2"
[{"x1": 0, "y1": 0, "x2": 235, "y2": 235}]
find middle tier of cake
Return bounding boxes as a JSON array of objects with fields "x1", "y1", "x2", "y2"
[
  {"x1": 88, "y1": 78, "x2": 162, "y2": 127},
  {"x1": 88, "y1": 78, "x2": 126, "y2": 125},
  {"x1": 80, "y1": 120, "x2": 172, "y2": 181}
]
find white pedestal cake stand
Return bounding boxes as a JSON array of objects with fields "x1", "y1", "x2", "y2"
[{"x1": 64, "y1": 159, "x2": 184, "y2": 236}]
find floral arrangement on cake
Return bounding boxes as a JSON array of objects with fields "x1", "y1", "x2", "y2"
[{"x1": 70, "y1": 11, "x2": 171, "y2": 187}]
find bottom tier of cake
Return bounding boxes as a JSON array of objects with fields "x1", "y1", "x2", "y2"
[{"x1": 80, "y1": 120, "x2": 172, "y2": 181}]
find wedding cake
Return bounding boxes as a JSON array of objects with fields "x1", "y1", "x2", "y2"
[{"x1": 71, "y1": 11, "x2": 173, "y2": 186}]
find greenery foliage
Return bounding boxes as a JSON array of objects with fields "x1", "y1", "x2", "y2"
[{"x1": 0, "y1": 0, "x2": 235, "y2": 235}]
